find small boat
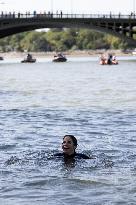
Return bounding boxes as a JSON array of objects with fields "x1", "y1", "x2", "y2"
[
  {"x1": 0, "y1": 56, "x2": 4, "y2": 60},
  {"x1": 99, "y1": 54, "x2": 118, "y2": 65},
  {"x1": 100, "y1": 59, "x2": 118, "y2": 65},
  {"x1": 52, "y1": 53, "x2": 67, "y2": 62},
  {"x1": 21, "y1": 58, "x2": 36, "y2": 63},
  {"x1": 21, "y1": 53, "x2": 36, "y2": 63}
]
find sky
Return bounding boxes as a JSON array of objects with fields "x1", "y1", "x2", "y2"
[{"x1": 0, "y1": 0, "x2": 135, "y2": 14}]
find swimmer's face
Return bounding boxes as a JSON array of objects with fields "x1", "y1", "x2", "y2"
[{"x1": 62, "y1": 136, "x2": 76, "y2": 155}]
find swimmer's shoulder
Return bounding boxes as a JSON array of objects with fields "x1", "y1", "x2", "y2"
[
  {"x1": 53, "y1": 152, "x2": 91, "y2": 159},
  {"x1": 53, "y1": 153, "x2": 64, "y2": 157},
  {"x1": 75, "y1": 153, "x2": 90, "y2": 159}
]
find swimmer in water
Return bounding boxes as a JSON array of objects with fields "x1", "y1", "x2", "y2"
[{"x1": 54, "y1": 135, "x2": 90, "y2": 160}]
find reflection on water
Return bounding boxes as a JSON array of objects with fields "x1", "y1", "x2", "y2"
[{"x1": 0, "y1": 57, "x2": 136, "y2": 204}]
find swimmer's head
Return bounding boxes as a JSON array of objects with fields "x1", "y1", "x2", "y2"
[{"x1": 62, "y1": 135, "x2": 77, "y2": 155}]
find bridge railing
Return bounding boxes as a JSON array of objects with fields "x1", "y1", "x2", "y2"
[{"x1": 0, "y1": 12, "x2": 136, "y2": 19}]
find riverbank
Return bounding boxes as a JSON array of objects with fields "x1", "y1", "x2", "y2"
[{"x1": 0, "y1": 49, "x2": 133, "y2": 59}]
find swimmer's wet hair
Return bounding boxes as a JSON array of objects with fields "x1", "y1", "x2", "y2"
[{"x1": 63, "y1": 135, "x2": 77, "y2": 147}]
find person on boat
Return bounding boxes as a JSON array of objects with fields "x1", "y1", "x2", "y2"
[
  {"x1": 54, "y1": 53, "x2": 61, "y2": 58},
  {"x1": 100, "y1": 54, "x2": 106, "y2": 65},
  {"x1": 27, "y1": 53, "x2": 32, "y2": 60},
  {"x1": 54, "y1": 135, "x2": 90, "y2": 161},
  {"x1": 53, "y1": 53, "x2": 67, "y2": 62},
  {"x1": 107, "y1": 54, "x2": 113, "y2": 65},
  {"x1": 55, "y1": 53, "x2": 65, "y2": 58},
  {"x1": 112, "y1": 55, "x2": 118, "y2": 64},
  {"x1": 58, "y1": 53, "x2": 63, "y2": 57}
]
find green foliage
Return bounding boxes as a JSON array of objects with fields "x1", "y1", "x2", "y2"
[{"x1": 0, "y1": 28, "x2": 131, "y2": 52}]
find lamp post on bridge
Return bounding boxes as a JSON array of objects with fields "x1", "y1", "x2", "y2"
[
  {"x1": 51, "y1": 0, "x2": 53, "y2": 13},
  {"x1": 0, "y1": 1, "x2": 5, "y2": 14},
  {"x1": 70, "y1": 0, "x2": 73, "y2": 14},
  {"x1": 133, "y1": 0, "x2": 135, "y2": 13}
]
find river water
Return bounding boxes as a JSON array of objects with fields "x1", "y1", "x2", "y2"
[{"x1": 0, "y1": 56, "x2": 136, "y2": 205}]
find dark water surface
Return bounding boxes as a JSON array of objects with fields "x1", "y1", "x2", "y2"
[{"x1": 0, "y1": 56, "x2": 136, "y2": 205}]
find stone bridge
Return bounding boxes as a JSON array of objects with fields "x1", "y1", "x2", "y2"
[{"x1": 0, "y1": 12, "x2": 136, "y2": 45}]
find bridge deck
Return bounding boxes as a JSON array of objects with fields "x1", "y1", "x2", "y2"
[{"x1": 0, "y1": 13, "x2": 136, "y2": 19}]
